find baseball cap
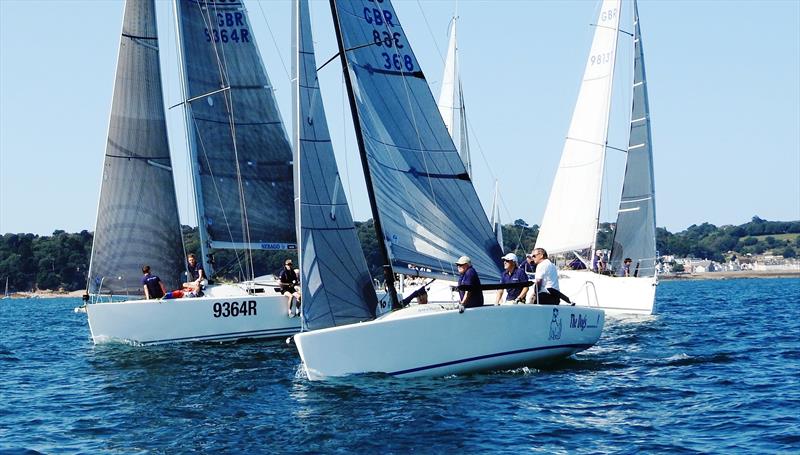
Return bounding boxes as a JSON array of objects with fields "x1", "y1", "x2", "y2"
[
  {"x1": 501, "y1": 253, "x2": 518, "y2": 263},
  {"x1": 455, "y1": 255, "x2": 471, "y2": 265}
]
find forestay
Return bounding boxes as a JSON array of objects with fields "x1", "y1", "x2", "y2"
[
  {"x1": 175, "y1": 0, "x2": 295, "y2": 251},
  {"x1": 610, "y1": 0, "x2": 657, "y2": 277},
  {"x1": 536, "y1": 0, "x2": 621, "y2": 254},
  {"x1": 293, "y1": 0, "x2": 377, "y2": 331},
  {"x1": 436, "y1": 18, "x2": 471, "y2": 178},
  {"x1": 331, "y1": 0, "x2": 503, "y2": 283},
  {"x1": 88, "y1": 0, "x2": 184, "y2": 295}
]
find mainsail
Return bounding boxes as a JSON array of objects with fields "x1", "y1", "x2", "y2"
[
  {"x1": 175, "y1": 0, "x2": 295, "y2": 274},
  {"x1": 490, "y1": 181, "x2": 504, "y2": 253},
  {"x1": 330, "y1": 0, "x2": 503, "y2": 283},
  {"x1": 436, "y1": 17, "x2": 471, "y2": 178},
  {"x1": 88, "y1": 0, "x2": 184, "y2": 295},
  {"x1": 293, "y1": 0, "x2": 377, "y2": 330},
  {"x1": 536, "y1": 0, "x2": 622, "y2": 255},
  {"x1": 609, "y1": 0, "x2": 657, "y2": 277}
]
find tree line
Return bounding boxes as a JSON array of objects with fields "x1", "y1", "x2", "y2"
[{"x1": 1, "y1": 216, "x2": 797, "y2": 292}]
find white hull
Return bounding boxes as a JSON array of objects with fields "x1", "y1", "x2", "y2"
[
  {"x1": 86, "y1": 284, "x2": 300, "y2": 345},
  {"x1": 557, "y1": 270, "x2": 657, "y2": 315},
  {"x1": 294, "y1": 304, "x2": 604, "y2": 380}
]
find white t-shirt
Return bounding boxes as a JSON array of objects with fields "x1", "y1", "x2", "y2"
[{"x1": 535, "y1": 259, "x2": 559, "y2": 293}]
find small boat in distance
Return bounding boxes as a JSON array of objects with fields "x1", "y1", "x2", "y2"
[
  {"x1": 2, "y1": 277, "x2": 10, "y2": 299},
  {"x1": 535, "y1": 0, "x2": 658, "y2": 315},
  {"x1": 292, "y1": 0, "x2": 604, "y2": 380},
  {"x1": 83, "y1": 0, "x2": 300, "y2": 344}
]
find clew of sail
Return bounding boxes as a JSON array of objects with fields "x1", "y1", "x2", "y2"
[
  {"x1": 436, "y1": 18, "x2": 471, "y2": 178},
  {"x1": 88, "y1": 0, "x2": 184, "y2": 295},
  {"x1": 293, "y1": 0, "x2": 377, "y2": 330},
  {"x1": 609, "y1": 0, "x2": 657, "y2": 277},
  {"x1": 536, "y1": 0, "x2": 622, "y2": 255},
  {"x1": 175, "y1": 0, "x2": 295, "y2": 258},
  {"x1": 330, "y1": 0, "x2": 502, "y2": 283}
]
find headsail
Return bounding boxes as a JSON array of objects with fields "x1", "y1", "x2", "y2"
[
  {"x1": 609, "y1": 0, "x2": 657, "y2": 277},
  {"x1": 88, "y1": 0, "x2": 184, "y2": 295},
  {"x1": 536, "y1": 0, "x2": 622, "y2": 255},
  {"x1": 490, "y1": 181, "x2": 504, "y2": 253},
  {"x1": 293, "y1": 0, "x2": 377, "y2": 330},
  {"x1": 174, "y1": 0, "x2": 296, "y2": 274},
  {"x1": 437, "y1": 17, "x2": 471, "y2": 178},
  {"x1": 329, "y1": 0, "x2": 503, "y2": 283}
]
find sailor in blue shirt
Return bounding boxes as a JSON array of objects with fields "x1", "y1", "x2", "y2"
[
  {"x1": 496, "y1": 253, "x2": 530, "y2": 304},
  {"x1": 456, "y1": 256, "x2": 483, "y2": 309}
]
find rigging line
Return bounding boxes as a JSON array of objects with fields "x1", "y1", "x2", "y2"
[
  {"x1": 340, "y1": 74, "x2": 354, "y2": 215},
  {"x1": 199, "y1": 2, "x2": 254, "y2": 280},
  {"x1": 589, "y1": 23, "x2": 633, "y2": 37},
  {"x1": 256, "y1": 0, "x2": 291, "y2": 83},
  {"x1": 318, "y1": 41, "x2": 378, "y2": 72},
  {"x1": 169, "y1": 86, "x2": 231, "y2": 110},
  {"x1": 415, "y1": 0, "x2": 445, "y2": 63}
]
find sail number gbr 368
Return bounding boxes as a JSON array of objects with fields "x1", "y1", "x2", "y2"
[
  {"x1": 213, "y1": 300, "x2": 257, "y2": 318},
  {"x1": 363, "y1": 1, "x2": 415, "y2": 72}
]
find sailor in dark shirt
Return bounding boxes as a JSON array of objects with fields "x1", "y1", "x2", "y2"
[
  {"x1": 496, "y1": 253, "x2": 529, "y2": 304},
  {"x1": 280, "y1": 259, "x2": 301, "y2": 317},
  {"x1": 456, "y1": 255, "x2": 483, "y2": 309},
  {"x1": 141, "y1": 265, "x2": 166, "y2": 299},
  {"x1": 183, "y1": 253, "x2": 206, "y2": 295}
]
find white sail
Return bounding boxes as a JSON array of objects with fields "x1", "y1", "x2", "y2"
[
  {"x1": 536, "y1": 0, "x2": 621, "y2": 254},
  {"x1": 609, "y1": 0, "x2": 657, "y2": 277},
  {"x1": 436, "y1": 18, "x2": 471, "y2": 177},
  {"x1": 490, "y1": 181, "x2": 504, "y2": 252}
]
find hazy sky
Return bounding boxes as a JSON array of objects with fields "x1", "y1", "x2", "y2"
[{"x1": 1, "y1": 0, "x2": 798, "y2": 236}]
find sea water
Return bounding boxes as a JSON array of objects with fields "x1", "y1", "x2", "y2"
[{"x1": 1, "y1": 278, "x2": 798, "y2": 453}]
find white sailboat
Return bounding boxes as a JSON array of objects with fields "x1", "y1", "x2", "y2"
[
  {"x1": 535, "y1": 0, "x2": 658, "y2": 315},
  {"x1": 83, "y1": 0, "x2": 301, "y2": 345},
  {"x1": 292, "y1": 0, "x2": 604, "y2": 380},
  {"x1": 2, "y1": 277, "x2": 9, "y2": 299}
]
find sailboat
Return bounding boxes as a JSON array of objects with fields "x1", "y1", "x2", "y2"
[
  {"x1": 2, "y1": 277, "x2": 9, "y2": 299},
  {"x1": 535, "y1": 0, "x2": 658, "y2": 315},
  {"x1": 292, "y1": 0, "x2": 604, "y2": 380},
  {"x1": 83, "y1": 0, "x2": 301, "y2": 344}
]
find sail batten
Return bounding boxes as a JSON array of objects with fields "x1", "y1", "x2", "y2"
[{"x1": 88, "y1": 0, "x2": 185, "y2": 296}]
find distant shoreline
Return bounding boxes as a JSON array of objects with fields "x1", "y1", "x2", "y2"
[
  {"x1": 660, "y1": 270, "x2": 800, "y2": 281},
  {"x1": 4, "y1": 271, "x2": 798, "y2": 299}
]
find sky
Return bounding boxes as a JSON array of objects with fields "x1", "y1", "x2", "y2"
[{"x1": 1, "y1": 0, "x2": 799, "y2": 237}]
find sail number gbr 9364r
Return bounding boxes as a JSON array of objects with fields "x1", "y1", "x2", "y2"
[
  {"x1": 363, "y1": 1, "x2": 415, "y2": 72},
  {"x1": 213, "y1": 300, "x2": 257, "y2": 318},
  {"x1": 204, "y1": 11, "x2": 250, "y2": 44}
]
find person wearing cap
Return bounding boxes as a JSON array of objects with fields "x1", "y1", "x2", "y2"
[
  {"x1": 521, "y1": 252, "x2": 537, "y2": 275},
  {"x1": 280, "y1": 258, "x2": 301, "y2": 317},
  {"x1": 455, "y1": 256, "x2": 483, "y2": 309},
  {"x1": 496, "y1": 253, "x2": 529, "y2": 304},
  {"x1": 532, "y1": 247, "x2": 560, "y2": 305}
]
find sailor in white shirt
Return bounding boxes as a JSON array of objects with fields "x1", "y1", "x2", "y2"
[{"x1": 532, "y1": 248, "x2": 560, "y2": 305}]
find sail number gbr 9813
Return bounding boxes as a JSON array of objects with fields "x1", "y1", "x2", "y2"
[{"x1": 213, "y1": 300, "x2": 257, "y2": 318}]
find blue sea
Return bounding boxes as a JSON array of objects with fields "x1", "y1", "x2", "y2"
[{"x1": 1, "y1": 278, "x2": 799, "y2": 453}]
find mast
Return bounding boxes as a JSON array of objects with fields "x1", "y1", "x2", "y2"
[
  {"x1": 328, "y1": 0, "x2": 399, "y2": 308},
  {"x1": 172, "y1": 0, "x2": 213, "y2": 277}
]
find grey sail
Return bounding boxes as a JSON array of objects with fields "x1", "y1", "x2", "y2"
[
  {"x1": 610, "y1": 0, "x2": 657, "y2": 277},
  {"x1": 88, "y1": 0, "x2": 184, "y2": 296},
  {"x1": 330, "y1": 0, "x2": 503, "y2": 283},
  {"x1": 293, "y1": 0, "x2": 377, "y2": 330},
  {"x1": 175, "y1": 0, "x2": 295, "y2": 258}
]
